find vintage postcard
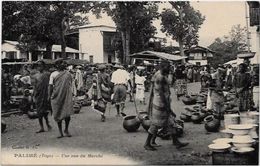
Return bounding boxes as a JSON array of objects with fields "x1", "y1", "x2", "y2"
[{"x1": 1, "y1": 1, "x2": 259, "y2": 165}]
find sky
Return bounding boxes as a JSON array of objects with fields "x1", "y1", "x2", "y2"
[{"x1": 87, "y1": 1, "x2": 247, "y2": 47}]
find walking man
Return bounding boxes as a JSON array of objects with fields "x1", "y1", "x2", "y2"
[
  {"x1": 49, "y1": 59, "x2": 73, "y2": 138},
  {"x1": 33, "y1": 60, "x2": 52, "y2": 133},
  {"x1": 111, "y1": 64, "x2": 132, "y2": 117},
  {"x1": 144, "y1": 60, "x2": 188, "y2": 151}
]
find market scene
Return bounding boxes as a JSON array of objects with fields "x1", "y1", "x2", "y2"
[{"x1": 1, "y1": 1, "x2": 260, "y2": 165}]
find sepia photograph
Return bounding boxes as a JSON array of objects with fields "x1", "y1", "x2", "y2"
[{"x1": 1, "y1": 1, "x2": 259, "y2": 165}]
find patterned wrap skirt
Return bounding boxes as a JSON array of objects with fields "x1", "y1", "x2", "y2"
[{"x1": 176, "y1": 79, "x2": 187, "y2": 95}]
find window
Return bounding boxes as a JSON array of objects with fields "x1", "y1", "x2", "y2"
[
  {"x1": 6, "y1": 51, "x2": 17, "y2": 59},
  {"x1": 194, "y1": 53, "x2": 202, "y2": 60},
  {"x1": 75, "y1": 53, "x2": 79, "y2": 59},
  {"x1": 196, "y1": 62, "x2": 201, "y2": 66},
  {"x1": 89, "y1": 55, "x2": 94, "y2": 63}
]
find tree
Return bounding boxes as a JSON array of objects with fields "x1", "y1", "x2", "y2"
[
  {"x1": 161, "y1": 2, "x2": 205, "y2": 57},
  {"x1": 208, "y1": 24, "x2": 248, "y2": 67},
  {"x1": 2, "y1": 1, "x2": 103, "y2": 59},
  {"x1": 105, "y1": 2, "x2": 159, "y2": 64}
]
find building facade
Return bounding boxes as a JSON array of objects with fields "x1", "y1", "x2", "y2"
[
  {"x1": 1, "y1": 40, "x2": 79, "y2": 62},
  {"x1": 78, "y1": 25, "x2": 118, "y2": 63},
  {"x1": 183, "y1": 46, "x2": 214, "y2": 66}
]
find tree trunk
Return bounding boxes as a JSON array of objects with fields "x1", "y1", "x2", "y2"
[
  {"x1": 125, "y1": 28, "x2": 130, "y2": 64},
  {"x1": 178, "y1": 37, "x2": 186, "y2": 63},
  {"x1": 121, "y1": 31, "x2": 126, "y2": 64},
  {"x1": 61, "y1": 17, "x2": 68, "y2": 59},
  {"x1": 45, "y1": 43, "x2": 53, "y2": 59}
]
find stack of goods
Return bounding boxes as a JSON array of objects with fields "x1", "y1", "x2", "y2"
[
  {"x1": 208, "y1": 113, "x2": 259, "y2": 164},
  {"x1": 228, "y1": 124, "x2": 256, "y2": 153}
]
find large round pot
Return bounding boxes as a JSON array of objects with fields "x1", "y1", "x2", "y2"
[
  {"x1": 191, "y1": 112, "x2": 203, "y2": 124},
  {"x1": 180, "y1": 113, "x2": 191, "y2": 122},
  {"x1": 138, "y1": 111, "x2": 148, "y2": 122},
  {"x1": 1, "y1": 120, "x2": 6, "y2": 133},
  {"x1": 123, "y1": 115, "x2": 141, "y2": 132},
  {"x1": 141, "y1": 116, "x2": 151, "y2": 131},
  {"x1": 81, "y1": 100, "x2": 92, "y2": 107},
  {"x1": 27, "y1": 111, "x2": 39, "y2": 119},
  {"x1": 74, "y1": 105, "x2": 81, "y2": 114},
  {"x1": 204, "y1": 115, "x2": 220, "y2": 132},
  {"x1": 182, "y1": 96, "x2": 197, "y2": 105}
]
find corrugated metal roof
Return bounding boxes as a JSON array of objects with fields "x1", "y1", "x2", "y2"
[{"x1": 130, "y1": 51, "x2": 187, "y2": 61}]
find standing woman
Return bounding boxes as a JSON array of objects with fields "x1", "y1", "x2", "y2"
[
  {"x1": 233, "y1": 63, "x2": 252, "y2": 112},
  {"x1": 175, "y1": 64, "x2": 187, "y2": 100},
  {"x1": 49, "y1": 59, "x2": 73, "y2": 138}
]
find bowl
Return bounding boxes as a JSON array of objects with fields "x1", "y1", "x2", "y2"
[
  {"x1": 208, "y1": 143, "x2": 231, "y2": 152},
  {"x1": 232, "y1": 136, "x2": 255, "y2": 148},
  {"x1": 228, "y1": 124, "x2": 254, "y2": 135},
  {"x1": 213, "y1": 138, "x2": 233, "y2": 144},
  {"x1": 231, "y1": 147, "x2": 255, "y2": 154},
  {"x1": 220, "y1": 129, "x2": 233, "y2": 138},
  {"x1": 232, "y1": 142, "x2": 255, "y2": 148},
  {"x1": 233, "y1": 135, "x2": 253, "y2": 142}
]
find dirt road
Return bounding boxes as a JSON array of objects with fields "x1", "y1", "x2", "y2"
[{"x1": 2, "y1": 82, "x2": 220, "y2": 165}]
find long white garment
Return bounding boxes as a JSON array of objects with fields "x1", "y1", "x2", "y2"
[
  {"x1": 75, "y1": 69, "x2": 84, "y2": 90},
  {"x1": 135, "y1": 75, "x2": 146, "y2": 101},
  {"x1": 206, "y1": 90, "x2": 213, "y2": 110}
]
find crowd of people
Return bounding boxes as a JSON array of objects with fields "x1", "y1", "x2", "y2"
[{"x1": 1, "y1": 58, "x2": 259, "y2": 150}]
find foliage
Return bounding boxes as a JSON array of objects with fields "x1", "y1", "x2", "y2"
[
  {"x1": 104, "y1": 2, "x2": 159, "y2": 63},
  {"x1": 2, "y1": 1, "x2": 103, "y2": 58},
  {"x1": 208, "y1": 24, "x2": 248, "y2": 67},
  {"x1": 161, "y1": 2, "x2": 205, "y2": 56}
]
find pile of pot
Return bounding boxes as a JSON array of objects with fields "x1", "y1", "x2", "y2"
[
  {"x1": 137, "y1": 111, "x2": 184, "y2": 137},
  {"x1": 181, "y1": 105, "x2": 209, "y2": 124},
  {"x1": 182, "y1": 95, "x2": 197, "y2": 105}
]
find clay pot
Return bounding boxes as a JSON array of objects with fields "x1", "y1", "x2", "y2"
[
  {"x1": 176, "y1": 119, "x2": 184, "y2": 128},
  {"x1": 1, "y1": 120, "x2": 6, "y2": 133},
  {"x1": 123, "y1": 115, "x2": 141, "y2": 132},
  {"x1": 176, "y1": 126, "x2": 184, "y2": 137},
  {"x1": 141, "y1": 116, "x2": 151, "y2": 131},
  {"x1": 191, "y1": 112, "x2": 203, "y2": 124},
  {"x1": 27, "y1": 111, "x2": 39, "y2": 119},
  {"x1": 199, "y1": 112, "x2": 208, "y2": 119},
  {"x1": 204, "y1": 115, "x2": 220, "y2": 132},
  {"x1": 182, "y1": 96, "x2": 197, "y2": 105},
  {"x1": 138, "y1": 111, "x2": 148, "y2": 122},
  {"x1": 73, "y1": 105, "x2": 81, "y2": 114},
  {"x1": 81, "y1": 100, "x2": 92, "y2": 107},
  {"x1": 180, "y1": 113, "x2": 191, "y2": 122}
]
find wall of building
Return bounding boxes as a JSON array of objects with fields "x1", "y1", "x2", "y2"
[
  {"x1": 188, "y1": 60, "x2": 208, "y2": 66},
  {"x1": 79, "y1": 26, "x2": 116, "y2": 63},
  {"x1": 2, "y1": 43, "x2": 27, "y2": 59}
]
